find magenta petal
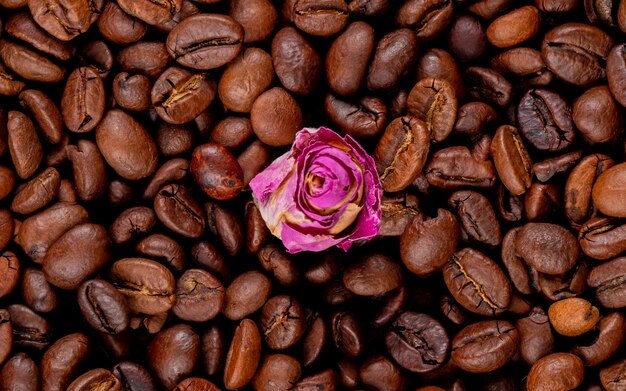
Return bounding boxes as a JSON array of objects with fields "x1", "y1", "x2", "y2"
[{"x1": 249, "y1": 126, "x2": 382, "y2": 253}]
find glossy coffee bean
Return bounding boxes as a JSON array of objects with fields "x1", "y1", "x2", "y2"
[
  {"x1": 251, "y1": 87, "x2": 302, "y2": 146},
  {"x1": 41, "y1": 333, "x2": 91, "y2": 391},
  {"x1": 78, "y1": 279, "x2": 129, "y2": 335},
  {"x1": 395, "y1": 0, "x2": 454, "y2": 41},
  {"x1": 219, "y1": 48, "x2": 274, "y2": 113},
  {"x1": 224, "y1": 271, "x2": 272, "y2": 320},
  {"x1": 588, "y1": 256, "x2": 626, "y2": 308},
  {"x1": 154, "y1": 184, "x2": 205, "y2": 238},
  {"x1": 173, "y1": 269, "x2": 224, "y2": 322},
  {"x1": 516, "y1": 222, "x2": 579, "y2": 275},
  {"x1": 148, "y1": 324, "x2": 200, "y2": 389},
  {"x1": 191, "y1": 143, "x2": 244, "y2": 201},
  {"x1": 67, "y1": 368, "x2": 121, "y2": 391},
  {"x1": 293, "y1": 0, "x2": 349, "y2": 37},
  {"x1": 260, "y1": 295, "x2": 306, "y2": 350},
  {"x1": 407, "y1": 77, "x2": 457, "y2": 143},
  {"x1": 451, "y1": 320, "x2": 519, "y2": 373},
  {"x1": 548, "y1": 298, "x2": 599, "y2": 337},
  {"x1": 224, "y1": 319, "x2": 261, "y2": 390},
  {"x1": 526, "y1": 353, "x2": 585, "y2": 391}
]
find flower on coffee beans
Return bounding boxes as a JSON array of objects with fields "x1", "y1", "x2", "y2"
[{"x1": 250, "y1": 127, "x2": 382, "y2": 253}]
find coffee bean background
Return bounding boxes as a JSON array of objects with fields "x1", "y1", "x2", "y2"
[{"x1": 1, "y1": 0, "x2": 626, "y2": 390}]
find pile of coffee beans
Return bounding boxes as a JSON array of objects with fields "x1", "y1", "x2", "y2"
[{"x1": 1, "y1": 0, "x2": 626, "y2": 389}]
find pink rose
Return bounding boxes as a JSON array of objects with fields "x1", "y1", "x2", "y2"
[{"x1": 250, "y1": 127, "x2": 382, "y2": 253}]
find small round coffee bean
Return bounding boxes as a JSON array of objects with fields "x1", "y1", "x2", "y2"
[
  {"x1": 191, "y1": 143, "x2": 244, "y2": 201},
  {"x1": 548, "y1": 298, "x2": 600, "y2": 337}
]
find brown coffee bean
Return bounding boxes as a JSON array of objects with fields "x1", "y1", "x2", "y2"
[
  {"x1": 601, "y1": 357, "x2": 626, "y2": 391},
  {"x1": 524, "y1": 181, "x2": 561, "y2": 221},
  {"x1": 0, "y1": 62, "x2": 25, "y2": 96},
  {"x1": 191, "y1": 143, "x2": 244, "y2": 200},
  {"x1": 549, "y1": 298, "x2": 599, "y2": 337},
  {"x1": 293, "y1": 0, "x2": 349, "y2": 37},
  {"x1": 343, "y1": 253, "x2": 402, "y2": 296},
  {"x1": 573, "y1": 85, "x2": 623, "y2": 144},
  {"x1": 360, "y1": 355, "x2": 405, "y2": 391},
  {"x1": 117, "y1": 0, "x2": 182, "y2": 25},
  {"x1": 21, "y1": 268, "x2": 57, "y2": 314},
  {"x1": 111, "y1": 361, "x2": 158, "y2": 391},
  {"x1": 16, "y1": 202, "x2": 89, "y2": 263},
  {"x1": 571, "y1": 312, "x2": 625, "y2": 366},
  {"x1": 66, "y1": 140, "x2": 108, "y2": 202},
  {"x1": 191, "y1": 240, "x2": 231, "y2": 283},
  {"x1": 0, "y1": 39, "x2": 65, "y2": 83},
  {"x1": 8, "y1": 303, "x2": 51, "y2": 350},
  {"x1": 219, "y1": 48, "x2": 274, "y2": 113},
  {"x1": 486, "y1": 6, "x2": 540, "y2": 48},
  {"x1": 451, "y1": 320, "x2": 519, "y2": 373},
  {"x1": 517, "y1": 222, "x2": 579, "y2": 275},
  {"x1": 379, "y1": 192, "x2": 420, "y2": 237},
  {"x1": 237, "y1": 140, "x2": 271, "y2": 188},
  {"x1": 43, "y1": 223, "x2": 111, "y2": 290},
  {"x1": 325, "y1": 94, "x2": 387, "y2": 138},
  {"x1": 332, "y1": 311, "x2": 364, "y2": 358},
  {"x1": 0, "y1": 166, "x2": 16, "y2": 201},
  {"x1": 260, "y1": 295, "x2": 306, "y2": 350},
  {"x1": 526, "y1": 353, "x2": 584, "y2": 391},
  {"x1": 229, "y1": 0, "x2": 277, "y2": 43},
  {"x1": 96, "y1": 109, "x2": 159, "y2": 180},
  {"x1": 407, "y1": 77, "x2": 457, "y2": 143},
  {"x1": 11, "y1": 167, "x2": 60, "y2": 215},
  {"x1": 142, "y1": 158, "x2": 189, "y2": 200},
  {"x1": 78, "y1": 279, "x2": 129, "y2": 335},
  {"x1": 61, "y1": 67, "x2": 105, "y2": 133},
  {"x1": 28, "y1": 0, "x2": 99, "y2": 40},
  {"x1": 112, "y1": 72, "x2": 152, "y2": 112},
  {"x1": 0, "y1": 210, "x2": 13, "y2": 254},
  {"x1": 607, "y1": 44, "x2": 626, "y2": 107},
  {"x1": 542, "y1": 23, "x2": 613, "y2": 87},
  {"x1": 447, "y1": 14, "x2": 487, "y2": 63},
  {"x1": 8, "y1": 111, "x2": 42, "y2": 179},
  {"x1": 154, "y1": 184, "x2": 205, "y2": 238},
  {"x1": 257, "y1": 244, "x2": 298, "y2": 286},
  {"x1": 301, "y1": 313, "x2": 327, "y2": 367},
  {"x1": 41, "y1": 333, "x2": 91, "y2": 391},
  {"x1": 400, "y1": 209, "x2": 460, "y2": 277},
  {"x1": 251, "y1": 87, "x2": 302, "y2": 146},
  {"x1": 209, "y1": 117, "x2": 252, "y2": 151},
  {"x1": 224, "y1": 319, "x2": 261, "y2": 390},
  {"x1": 109, "y1": 207, "x2": 156, "y2": 245},
  {"x1": 588, "y1": 256, "x2": 626, "y2": 309},
  {"x1": 5, "y1": 12, "x2": 73, "y2": 61},
  {"x1": 166, "y1": 14, "x2": 244, "y2": 70},
  {"x1": 326, "y1": 21, "x2": 374, "y2": 96},
  {"x1": 385, "y1": 311, "x2": 450, "y2": 373},
  {"x1": 1, "y1": 353, "x2": 40, "y2": 391},
  {"x1": 0, "y1": 252, "x2": 19, "y2": 300},
  {"x1": 579, "y1": 217, "x2": 626, "y2": 260},
  {"x1": 516, "y1": 307, "x2": 555, "y2": 365},
  {"x1": 491, "y1": 47, "x2": 553, "y2": 87},
  {"x1": 449, "y1": 190, "x2": 502, "y2": 246},
  {"x1": 173, "y1": 378, "x2": 220, "y2": 391},
  {"x1": 443, "y1": 248, "x2": 512, "y2": 316},
  {"x1": 252, "y1": 354, "x2": 302, "y2": 391},
  {"x1": 0, "y1": 309, "x2": 11, "y2": 365},
  {"x1": 565, "y1": 154, "x2": 614, "y2": 224},
  {"x1": 173, "y1": 269, "x2": 224, "y2": 322},
  {"x1": 117, "y1": 41, "x2": 170, "y2": 78},
  {"x1": 395, "y1": 0, "x2": 454, "y2": 41},
  {"x1": 491, "y1": 125, "x2": 533, "y2": 195},
  {"x1": 110, "y1": 258, "x2": 175, "y2": 315},
  {"x1": 591, "y1": 163, "x2": 626, "y2": 218},
  {"x1": 152, "y1": 67, "x2": 216, "y2": 125},
  {"x1": 67, "y1": 368, "x2": 121, "y2": 391},
  {"x1": 224, "y1": 271, "x2": 272, "y2": 320},
  {"x1": 148, "y1": 324, "x2": 199, "y2": 390},
  {"x1": 18, "y1": 89, "x2": 62, "y2": 144},
  {"x1": 374, "y1": 116, "x2": 430, "y2": 192},
  {"x1": 367, "y1": 28, "x2": 419, "y2": 91},
  {"x1": 97, "y1": 2, "x2": 147, "y2": 44},
  {"x1": 271, "y1": 27, "x2": 322, "y2": 96},
  {"x1": 416, "y1": 48, "x2": 464, "y2": 101},
  {"x1": 136, "y1": 234, "x2": 186, "y2": 271}
]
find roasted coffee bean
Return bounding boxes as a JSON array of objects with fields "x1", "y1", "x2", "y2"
[
  {"x1": 516, "y1": 306, "x2": 554, "y2": 365},
  {"x1": 112, "y1": 72, "x2": 152, "y2": 112},
  {"x1": 407, "y1": 77, "x2": 457, "y2": 143},
  {"x1": 565, "y1": 154, "x2": 614, "y2": 224},
  {"x1": 367, "y1": 29, "x2": 418, "y2": 91},
  {"x1": 258, "y1": 244, "x2": 298, "y2": 286},
  {"x1": 326, "y1": 21, "x2": 374, "y2": 96},
  {"x1": 449, "y1": 190, "x2": 501, "y2": 246},
  {"x1": 332, "y1": 311, "x2": 364, "y2": 358},
  {"x1": 325, "y1": 94, "x2": 387, "y2": 138},
  {"x1": 395, "y1": 0, "x2": 454, "y2": 41},
  {"x1": 142, "y1": 158, "x2": 189, "y2": 200},
  {"x1": 0, "y1": 309, "x2": 11, "y2": 365},
  {"x1": 109, "y1": 206, "x2": 156, "y2": 245},
  {"x1": 136, "y1": 234, "x2": 185, "y2": 271},
  {"x1": 524, "y1": 181, "x2": 561, "y2": 221},
  {"x1": 67, "y1": 368, "x2": 121, "y2": 391},
  {"x1": 573, "y1": 85, "x2": 623, "y2": 144},
  {"x1": 97, "y1": 2, "x2": 147, "y2": 44},
  {"x1": 251, "y1": 87, "x2": 302, "y2": 146},
  {"x1": 486, "y1": 6, "x2": 540, "y2": 48},
  {"x1": 607, "y1": 44, "x2": 626, "y2": 107},
  {"x1": 219, "y1": 48, "x2": 274, "y2": 113},
  {"x1": 400, "y1": 209, "x2": 460, "y2": 277},
  {"x1": 579, "y1": 217, "x2": 626, "y2": 260},
  {"x1": 224, "y1": 319, "x2": 261, "y2": 390},
  {"x1": 8, "y1": 304, "x2": 51, "y2": 350},
  {"x1": 1, "y1": 352, "x2": 40, "y2": 391},
  {"x1": 416, "y1": 48, "x2": 464, "y2": 100},
  {"x1": 61, "y1": 67, "x2": 105, "y2": 133},
  {"x1": 451, "y1": 320, "x2": 519, "y2": 373},
  {"x1": 117, "y1": 0, "x2": 182, "y2": 25},
  {"x1": 253, "y1": 354, "x2": 301, "y2": 391},
  {"x1": 542, "y1": 23, "x2": 613, "y2": 87},
  {"x1": 191, "y1": 240, "x2": 231, "y2": 282},
  {"x1": 588, "y1": 256, "x2": 626, "y2": 308},
  {"x1": 110, "y1": 258, "x2": 176, "y2": 315},
  {"x1": 271, "y1": 27, "x2": 322, "y2": 96},
  {"x1": 465, "y1": 66, "x2": 512, "y2": 108},
  {"x1": 5, "y1": 12, "x2": 73, "y2": 61},
  {"x1": 224, "y1": 271, "x2": 272, "y2": 320},
  {"x1": 517, "y1": 89, "x2": 574, "y2": 152},
  {"x1": 11, "y1": 167, "x2": 60, "y2": 215},
  {"x1": 491, "y1": 47, "x2": 553, "y2": 87},
  {"x1": 96, "y1": 109, "x2": 158, "y2": 180},
  {"x1": 425, "y1": 138, "x2": 496, "y2": 189},
  {"x1": 43, "y1": 223, "x2": 111, "y2": 290},
  {"x1": 28, "y1": 0, "x2": 100, "y2": 40},
  {"x1": 526, "y1": 353, "x2": 585, "y2": 391},
  {"x1": 374, "y1": 116, "x2": 430, "y2": 192},
  {"x1": 293, "y1": 0, "x2": 349, "y2": 37},
  {"x1": 21, "y1": 267, "x2": 58, "y2": 313},
  {"x1": 7, "y1": 111, "x2": 42, "y2": 180},
  {"x1": 549, "y1": 298, "x2": 599, "y2": 337},
  {"x1": 0, "y1": 166, "x2": 16, "y2": 201},
  {"x1": 600, "y1": 357, "x2": 626, "y2": 391},
  {"x1": 166, "y1": 14, "x2": 244, "y2": 70},
  {"x1": 18, "y1": 89, "x2": 62, "y2": 144},
  {"x1": 571, "y1": 312, "x2": 625, "y2": 366},
  {"x1": 260, "y1": 295, "x2": 306, "y2": 350},
  {"x1": 385, "y1": 311, "x2": 449, "y2": 373},
  {"x1": 78, "y1": 279, "x2": 129, "y2": 335},
  {"x1": 517, "y1": 222, "x2": 579, "y2": 275},
  {"x1": 154, "y1": 183, "x2": 205, "y2": 238},
  {"x1": 111, "y1": 361, "x2": 158, "y2": 391},
  {"x1": 0, "y1": 39, "x2": 65, "y2": 83},
  {"x1": 41, "y1": 333, "x2": 91, "y2": 391},
  {"x1": 152, "y1": 67, "x2": 216, "y2": 125},
  {"x1": 534, "y1": 150, "x2": 582, "y2": 183},
  {"x1": 117, "y1": 41, "x2": 170, "y2": 78},
  {"x1": 191, "y1": 143, "x2": 243, "y2": 201},
  {"x1": 172, "y1": 269, "x2": 224, "y2": 322},
  {"x1": 148, "y1": 324, "x2": 199, "y2": 389},
  {"x1": 343, "y1": 253, "x2": 402, "y2": 296},
  {"x1": 443, "y1": 248, "x2": 511, "y2": 316},
  {"x1": 447, "y1": 14, "x2": 487, "y2": 64},
  {"x1": 491, "y1": 125, "x2": 533, "y2": 195}
]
